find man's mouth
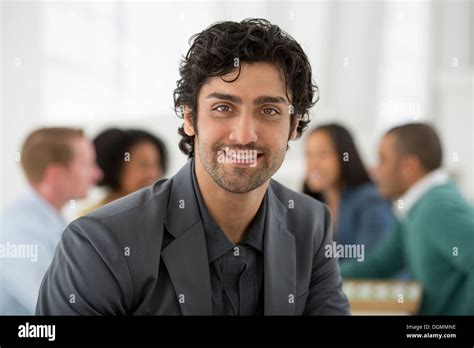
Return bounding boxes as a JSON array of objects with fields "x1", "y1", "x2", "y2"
[{"x1": 219, "y1": 148, "x2": 264, "y2": 166}]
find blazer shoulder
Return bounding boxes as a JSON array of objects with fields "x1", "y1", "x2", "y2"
[
  {"x1": 270, "y1": 179, "x2": 327, "y2": 210},
  {"x1": 269, "y1": 179, "x2": 329, "y2": 232},
  {"x1": 87, "y1": 178, "x2": 171, "y2": 220},
  {"x1": 75, "y1": 177, "x2": 173, "y2": 243}
]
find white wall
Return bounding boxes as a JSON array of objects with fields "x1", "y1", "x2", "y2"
[
  {"x1": 1, "y1": 1, "x2": 43, "y2": 209},
  {"x1": 430, "y1": 0, "x2": 474, "y2": 203}
]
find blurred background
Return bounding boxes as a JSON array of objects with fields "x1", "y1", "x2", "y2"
[{"x1": 1, "y1": 0, "x2": 472, "y2": 216}]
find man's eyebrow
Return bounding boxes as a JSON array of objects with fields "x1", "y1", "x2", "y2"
[
  {"x1": 254, "y1": 95, "x2": 289, "y2": 105},
  {"x1": 206, "y1": 93, "x2": 242, "y2": 104}
]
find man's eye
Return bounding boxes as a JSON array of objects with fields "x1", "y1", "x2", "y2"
[
  {"x1": 213, "y1": 105, "x2": 231, "y2": 113},
  {"x1": 262, "y1": 108, "x2": 279, "y2": 116}
]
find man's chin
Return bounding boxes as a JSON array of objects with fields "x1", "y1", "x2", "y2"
[
  {"x1": 378, "y1": 188, "x2": 397, "y2": 200},
  {"x1": 213, "y1": 169, "x2": 267, "y2": 193},
  {"x1": 71, "y1": 193, "x2": 88, "y2": 201},
  {"x1": 220, "y1": 186, "x2": 259, "y2": 194}
]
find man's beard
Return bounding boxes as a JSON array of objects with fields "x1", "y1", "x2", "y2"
[{"x1": 198, "y1": 140, "x2": 286, "y2": 194}]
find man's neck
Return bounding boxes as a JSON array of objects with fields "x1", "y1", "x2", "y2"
[
  {"x1": 405, "y1": 171, "x2": 428, "y2": 192},
  {"x1": 393, "y1": 169, "x2": 448, "y2": 218},
  {"x1": 194, "y1": 158, "x2": 268, "y2": 244},
  {"x1": 33, "y1": 184, "x2": 66, "y2": 212}
]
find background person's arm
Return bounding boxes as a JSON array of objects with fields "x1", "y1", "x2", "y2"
[
  {"x1": 416, "y1": 200, "x2": 474, "y2": 313},
  {"x1": 36, "y1": 217, "x2": 133, "y2": 315},
  {"x1": 420, "y1": 201, "x2": 474, "y2": 276}
]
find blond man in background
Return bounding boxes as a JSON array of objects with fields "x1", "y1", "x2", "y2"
[{"x1": 0, "y1": 128, "x2": 102, "y2": 314}]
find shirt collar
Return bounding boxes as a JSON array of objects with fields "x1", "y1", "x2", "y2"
[
  {"x1": 190, "y1": 158, "x2": 266, "y2": 263},
  {"x1": 393, "y1": 168, "x2": 449, "y2": 219}
]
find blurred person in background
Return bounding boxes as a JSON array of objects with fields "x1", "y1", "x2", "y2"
[
  {"x1": 341, "y1": 123, "x2": 474, "y2": 315},
  {"x1": 0, "y1": 127, "x2": 102, "y2": 314},
  {"x1": 303, "y1": 124, "x2": 395, "y2": 260},
  {"x1": 82, "y1": 128, "x2": 168, "y2": 213}
]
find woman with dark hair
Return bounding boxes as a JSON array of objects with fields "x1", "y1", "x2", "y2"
[
  {"x1": 83, "y1": 128, "x2": 168, "y2": 213},
  {"x1": 303, "y1": 124, "x2": 394, "y2": 259}
]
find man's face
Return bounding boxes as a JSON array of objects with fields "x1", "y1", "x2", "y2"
[
  {"x1": 186, "y1": 62, "x2": 298, "y2": 193},
  {"x1": 374, "y1": 134, "x2": 407, "y2": 200},
  {"x1": 62, "y1": 137, "x2": 103, "y2": 199}
]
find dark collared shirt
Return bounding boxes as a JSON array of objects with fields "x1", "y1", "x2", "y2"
[{"x1": 191, "y1": 159, "x2": 266, "y2": 315}]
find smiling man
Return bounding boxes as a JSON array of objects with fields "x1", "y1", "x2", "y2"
[{"x1": 37, "y1": 19, "x2": 349, "y2": 315}]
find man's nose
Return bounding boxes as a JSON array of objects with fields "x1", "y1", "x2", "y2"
[{"x1": 228, "y1": 113, "x2": 258, "y2": 145}]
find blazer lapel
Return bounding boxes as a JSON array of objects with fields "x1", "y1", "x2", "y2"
[
  {"x1": 264, "y1": 182, "x2": 297, "y2": 315},
  {"x1": 162, "y1": 160, "x2": 213, "y2": 315}
]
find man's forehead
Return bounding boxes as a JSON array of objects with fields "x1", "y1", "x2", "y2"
[
  {"x1": 199, "y1": 62, "x2": 290, "y2": 101},
  {"x1": 380, "y1": 133, "x2": 400, "y2": 156},
  {"x1": 383, "y1": 133, "x2": 398, "y2": 145},
  {"x1": 221, "y1": 61, "x2": 286, "y2": 79},
  {"x1": 70, "y1": 136, "x2": 90, "y2": 153}
]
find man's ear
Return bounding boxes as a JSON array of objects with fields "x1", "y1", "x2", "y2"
[
  {"x1": 42, "y1": 163, "x2": 66, "y2": 185},
  {"x1": 401, "y1": 154, "x2": 423, "y2": 178},
  {"x1": 289, "y1": 114, "x2": 301, "y2": 140},
  {"x1": 182, "y1": 106, "x2": 195, "y2": 136}
]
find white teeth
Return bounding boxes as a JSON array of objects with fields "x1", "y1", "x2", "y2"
[{"x1": 222, "y1": 148, "x2": 258, "y2": 164}]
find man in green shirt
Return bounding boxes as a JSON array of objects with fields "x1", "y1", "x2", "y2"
[{"x1": 341, "y1": 123, "x2": 474, "y2": 315}]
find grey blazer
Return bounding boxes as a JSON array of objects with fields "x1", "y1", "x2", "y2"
[{"x1": 36, "y1": 160, "x2": 350, "y2": 315}]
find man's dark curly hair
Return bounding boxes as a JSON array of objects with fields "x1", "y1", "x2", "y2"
[{"x1": 173, "y1": 18, "x2": 319, "y2": 157}]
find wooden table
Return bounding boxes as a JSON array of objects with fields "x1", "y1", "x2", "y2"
[{"x1": 343, "y1": 279, "x2": 422, "y2": 315}]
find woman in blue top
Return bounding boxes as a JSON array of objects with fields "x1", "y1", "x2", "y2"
[{"x1": 303, "y1": 124, "x2": 395, "y2": 262}]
